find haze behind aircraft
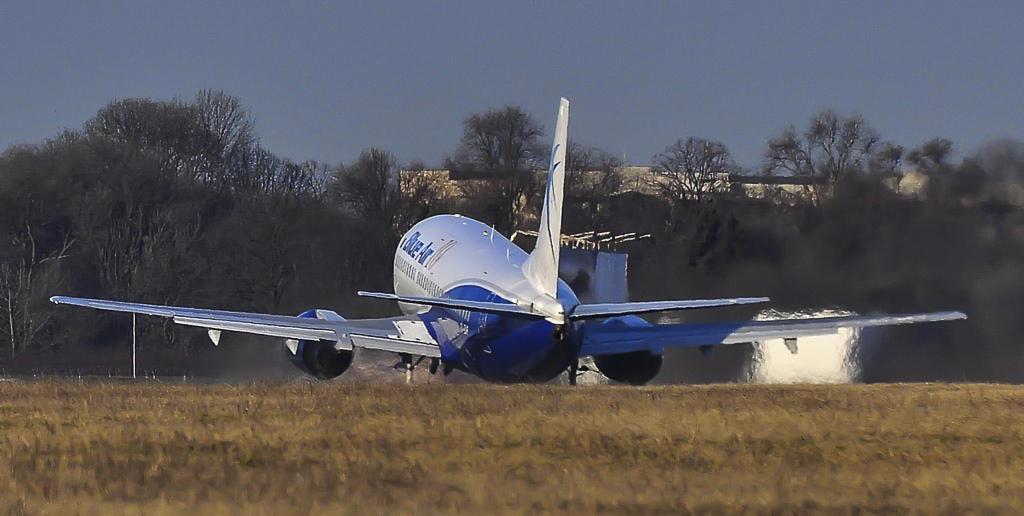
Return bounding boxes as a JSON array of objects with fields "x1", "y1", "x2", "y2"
[{"x1": 51, "y1": 98, "x2": 966, "y2": 384}]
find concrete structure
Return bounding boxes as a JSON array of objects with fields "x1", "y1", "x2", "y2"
[
  {"x1": 401, "y1": 166, "x2": 1024, "y2": 208},
  {"x1": 401, "y1": 166, "x2": 827, "y2": 205}
]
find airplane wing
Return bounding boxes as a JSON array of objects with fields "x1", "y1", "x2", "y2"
[
  {"x1": 49, "y1": 296, "x2": 441, "y2": 357},
  {"x1": 580, "y1": 311, "x2": 967, "y2": 356}
]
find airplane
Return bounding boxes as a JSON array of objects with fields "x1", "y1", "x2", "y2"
[{"x1": 51, "y1": 98, "x2": 966, "y2": 385}]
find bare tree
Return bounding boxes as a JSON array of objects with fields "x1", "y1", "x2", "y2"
[
  {"x1": 447, "y1": 105, "x2": 546, "y2": 235},
  {"x1": 193, "y1": 90, "x2": 256, "y2": 154},
  {"x1": 246, "y1": 145, "x2": 283, "y2": 194},
  {"x1": 0, "y1": 92, "x2": 404, "y2": 355},
  {"x1": 563, "y1": 141, "x2": 623, "y2": 231},
  {"x1": 192, "y1": 89, "x2": 259, "y2": 190},
  {"x1": 85, "y1": 90, "x2": 260, "y2": 192},
  {"x1": 0, "y1": 216, "x2": 73, "y2": 354},
  {"x1": 85, "y1": 97, "x2": 204, "y2": 177},
  {"x1": 333, "y1": 149, "x2": 402, "y2": 223},
  {"x1": 651, "y1": 137, "x2": 734, "y2": 204},
  {"x1": 906, "y1": 137, "x2": 958, "y2": 201},
  {"x1": 331, "y1": 148, "x2": 416, "y2": 252},
  {"x1": 870, "y1": 142, "x2": 905, "y2": 174},
  {"x1": 276, "y1": 159, "x2": 330, "y2": 198},
  {"x1": 907, "y1": 137, "x2": 953, "y2": 172},
  {"x1": 766, "y1": 110, "x2": 880, "y2": 200},
  {"x1": 397, "y1": 168, "x2": 444, "y2": 229},
  {"x1": 868, "y1": 142, "x2": 906, "y2": 191}
]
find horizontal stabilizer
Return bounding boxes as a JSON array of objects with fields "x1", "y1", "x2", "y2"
[
  {"x1": 570, "y1": 297, "x2": 770, "y2": 319},
  {"x1": 357, "y1": 291, "x2": 549, "y2": 319}
]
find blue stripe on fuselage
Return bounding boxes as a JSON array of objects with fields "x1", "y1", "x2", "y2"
[{"x1": 418, "y1": 284, "x2": 578, "y2": 382}]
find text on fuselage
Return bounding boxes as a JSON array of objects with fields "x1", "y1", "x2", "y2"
[{"x1": 401, "y1": 231, "x2": 435, "y2": 265}]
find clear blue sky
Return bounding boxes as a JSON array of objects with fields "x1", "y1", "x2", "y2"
[{"x1": 2, "y1": 1, "x2": 1021, "y2": 169}]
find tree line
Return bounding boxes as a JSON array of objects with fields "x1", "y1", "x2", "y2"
[{"x1": 2, "y1": 90, "x2": 1023, "y2": 381}]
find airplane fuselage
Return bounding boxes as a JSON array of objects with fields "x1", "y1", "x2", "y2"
[{"x1": 393, "y1": 214, "x2": 582, "y2": 382}]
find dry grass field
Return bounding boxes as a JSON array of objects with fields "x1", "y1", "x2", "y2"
[{"x1": 0, "y1": 382, "x2": 1022, "y2": 515}]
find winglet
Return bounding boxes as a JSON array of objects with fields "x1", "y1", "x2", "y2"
[{"x1": 522, "y1": 97, "x2": 569, "y2": 298}]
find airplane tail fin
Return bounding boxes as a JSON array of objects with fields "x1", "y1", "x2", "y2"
[{"x1": 523, "y1": 98, "x2": 569, "y2": 298}]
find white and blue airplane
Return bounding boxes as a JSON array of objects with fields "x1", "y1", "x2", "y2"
[{"x1": 51, "y1": 98, "x2": 966, "y2": 384}]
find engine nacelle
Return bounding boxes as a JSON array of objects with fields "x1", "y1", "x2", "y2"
[
  {"x1": 285, "y1": 310, "x2": 354, "y2": 380},
  {"x1": 593, "y1": 351, "x2": 663, "y2": 385},
  {"x1": 590, "y1": 315, "x2": 663, "y2": 385}
]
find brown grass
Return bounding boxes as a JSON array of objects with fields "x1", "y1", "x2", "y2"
[{"x1": 0, "y1": 382, "x2": 1022, "y2": 515}]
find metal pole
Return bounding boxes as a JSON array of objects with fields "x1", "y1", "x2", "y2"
[{"x1": 132, "y1": 313, "x2": 137, "y2": 379}]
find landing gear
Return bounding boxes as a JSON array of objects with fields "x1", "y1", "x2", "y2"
[
  {"x1": 400, "y1": 354, "x2": 414, "y2": 383},
  {"x1": 394, "y1": 354, "x2": 420, "y2": 383},
  {"x1": 395, "y1": 354, "x2": 438, "y2": 383}
]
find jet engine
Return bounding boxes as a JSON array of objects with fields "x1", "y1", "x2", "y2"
[
  {"x1": 593, "y1": 351, "x2": 663, "y2": 385},
  {"x1": 285, "y1": 310, "x2": 354, "y2": 380},
  {"x1": 589, "y1": 315, "x2": 663, "y2": 385}
]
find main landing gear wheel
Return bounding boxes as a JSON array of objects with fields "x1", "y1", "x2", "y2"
[{"x1": 395, "y1": 353, "x2": 428, "y2": 384}]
